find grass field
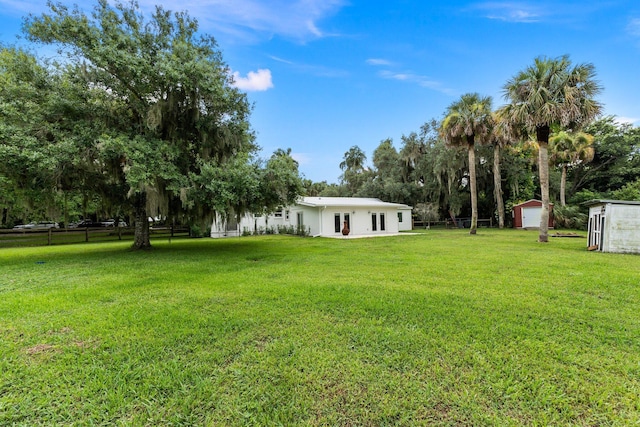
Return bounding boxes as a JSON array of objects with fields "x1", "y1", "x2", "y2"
[{"x1": 1, "y1": 229, "x2": 639, "y2": 425}]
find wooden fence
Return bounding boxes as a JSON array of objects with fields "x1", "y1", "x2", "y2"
[
  {"x1": 412, "y1": 218, "x2": 494, "y2": 229},
  {"x1": 0, "y1": 226, "x2": 190, "y2": 248}
]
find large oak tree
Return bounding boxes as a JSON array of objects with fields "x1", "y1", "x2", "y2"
[{"x1": 24, "y1": 0, "x2": 257, "y2": 248}]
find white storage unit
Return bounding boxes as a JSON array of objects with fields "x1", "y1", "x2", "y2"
[{"x1": 586, "y1": 200, "x2": 640, "y2": 254}]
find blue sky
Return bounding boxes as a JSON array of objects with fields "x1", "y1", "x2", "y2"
[{"x1": 1, "y1": 1, "x2": 640, "y2": 183}]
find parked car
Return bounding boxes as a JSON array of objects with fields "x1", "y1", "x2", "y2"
[
  {"x1": 13, "y1": 222, "x2": 37, "y2": 229},
  {"x1": 101, "y1": 219, "x2": 127, "y2": 227},
  {"x1": 69, "y1": 219, "x2": 103, "y2": 228},
  {"x1": 13, "y1": 221, "x2": 58, "y2": 229},
  {"x1": 33, "y1": 221, "x2": 59, "y2": 229}
]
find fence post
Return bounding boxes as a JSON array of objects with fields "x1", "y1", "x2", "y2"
[{"x1": 48, "y1": 228, "x2": 52, "y2": 245}]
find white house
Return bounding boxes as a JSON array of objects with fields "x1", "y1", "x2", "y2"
[
  {"x1": 586, "y1": 199, "x2": 640, "y2": 254},
  {"x1": 211, "y1": 197, "x2": 413, "y2": 238}
]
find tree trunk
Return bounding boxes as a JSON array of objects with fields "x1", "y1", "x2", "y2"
[
  {"x1": 560, "y1": 165, "x2": 567, "y2": 206},
  {"x1": 132, "y1": 192, "x2": 151, "y2": 250},
  {"x1": 493, "y1": 144, "x2": 505, "y2": 229},
  {"x1": 468, "y1": 143, "x2": 477, "y2": 235},
  {"x1": 537, "y1": 141, "x2": 550, "y2": 243}
]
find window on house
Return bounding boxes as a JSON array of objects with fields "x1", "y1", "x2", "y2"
[
  {"x1": 344, "y1": 213, "x2": 350, "y2": 230},
  {"x1": 398, "y1": 212, "x2": 403, "y2": 222},
  {"x1": 334, "y1": 213, "x2": 341, "y2": 233},
  {"x1": 285, "y1": 210, "x2": 290, "y2": 220},
  {"x1": 274, "y1": 209, "x2": 283, "y2": 218},
  {"x1": 380, "y1": 213, "x2": 386, "y2": 231},
  {"x1": 371, "y1": 213, "x2": 377, "y2": 231}
]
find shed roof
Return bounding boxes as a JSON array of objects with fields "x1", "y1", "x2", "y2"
[
  {"x1": 513, "y1": 199, "x2": 554, "y2": 208},
  {"x1": 298, "y1": 197, "x2": 412, "y2": 210},
  {"x1": 583, "y1": 199, "x2": 640, "y2": 206}
]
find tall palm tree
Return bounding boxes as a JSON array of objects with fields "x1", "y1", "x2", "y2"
[
  {"x1": 440, "y1": 93, "x2": 493, "y2": 234},
  {"x1": 549, "y1": 130, "x2": 595, "y2": 206},
  {"x1": 502, "y1": 55, "x2": 602, "y2": 242},
  {"x1": 490, "y1": 109, "x2": 515, "y2": 228},
  {"x1": 339, "y1": 145, "x2": 366, "y2": 172},
  {"x1": 339, "y1": 145, "x2": 367, "y2": 195}
]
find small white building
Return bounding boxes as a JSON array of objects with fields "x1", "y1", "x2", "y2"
[
  {"x1": 212, "y1": 197, "x2": 413, "y2": 238},
  {"x1": 586, "y1": 199, "x2": 640, "y2": 254}
]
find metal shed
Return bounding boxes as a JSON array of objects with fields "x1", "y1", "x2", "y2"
[
  {"x1": 512, "y1": 199, "x2": 554, "y2": 229},
  {"x1": 585, "y1": 199, "x2": 640, "y2": 254}
]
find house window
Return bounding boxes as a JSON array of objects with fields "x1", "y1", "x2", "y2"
[
  {"x1": 371, "y1": 213, "x2": 377, "y2": 231},
  {"x1": 380, "y1": 213, "x2": 386, "y2": 231},
  {"x1": 297, "y1": 212, "x2": 303, "y2": 227},
  {"x1": 334, "y1": 213, "x2": 341, "y2": 233},
  {"x1": 285, "y1": 210, "x2": 290, "y2": 220},
  {"x1": 344, "y1": 213, "x2": 350, "y2": 230},
  {"x1": 274, "y1": 209, "x2": 283, "y2": 218},
  {"x1": 398, "y1": 212, "x2": 403, "y2": 223}
]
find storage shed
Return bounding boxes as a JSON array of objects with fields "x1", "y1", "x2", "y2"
[
  {"x1": 585, "y1": 199, "x2": 640, "y2": 254},
  {"x1": 512, "y1": 199, "x2": 554, "y2": 229}
]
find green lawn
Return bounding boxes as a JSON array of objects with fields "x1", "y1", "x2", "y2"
[{"x1": 1, "y1": 230, "x2": 639, "y2": 425}]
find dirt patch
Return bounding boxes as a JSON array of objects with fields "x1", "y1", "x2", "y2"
[{"x1": 25, "y1": 343, "x2": 57, "y2": 355}]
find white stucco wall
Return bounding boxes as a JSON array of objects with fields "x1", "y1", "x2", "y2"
[
  {"x1": 588, "y1": 202, "x2": 640, "y2": 254},
  {"x1": 603, "y1": 204, "x2": 640, "y2": 254},
  {"x1": 219, "y1": 198, "x2": 412, "y2": 238},
  {"x1": 320, "y1": 207, "x2": 401, "y2": 236},
  {"x1": 398, "y1": 208, "x2": 413, "y2": 231}
]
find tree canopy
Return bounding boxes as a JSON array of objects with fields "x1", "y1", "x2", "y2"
[{"x1": 0, "y1": 0, "x2": 303, "y2": 246}]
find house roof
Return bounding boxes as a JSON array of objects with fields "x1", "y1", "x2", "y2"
[
  {"x1": 298, "y1": 197, "x2": 412, "y2": 209},
  {"x1": 583, "y1": 199, "x2": 640, "y2": 206}
]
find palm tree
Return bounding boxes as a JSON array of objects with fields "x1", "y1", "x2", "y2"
[
  {"x1": 502, "y1": 55, "x2": 602, "y2": 242},
  {"x1": 339, "y1": 145, "x2": 367, "y2": 194},
  {"x1": 440, "y1": 93, "x2": 493, "y2": 234},
  {"x1": 490, "y1": 109, "x2": 515, "y2": 228},
  {"x1": 549, "y1": 130, "x2": 595, "y2": 206},
  {"x1": 339, "y1": 145, "x2": 366, "y2": 172}
]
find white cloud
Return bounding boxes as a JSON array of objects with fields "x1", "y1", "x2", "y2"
[
  {"x1": 366, "y1": 58, "x2": 393, "y2": 66},
  {"x1": 2, "y1": 0, "x2": 347, "y2": 43},
  {"x1": 614, "y1": 116, "x2": 640, "y2": 125},
  {"x1": 268, "y1": 55, "x2": 294, "y2": 65},
  {"x1": 378, "y1": 70, "x2": 454, "y2": 95},
  {"x1": 291, "y1": 152, "x2": 310, "y2": 165},
  {"x1": 628, "y1": 18, "x2": 640, "y2": 37},
  {"x1": 137, "y1": 0, "x2": 347, "y2": 42},
  {"x1": 470, "y1": 2, "x2": 543, "y2": 23},
  {"x1": 232, "y1": 69, "x2": 274, "y2": 91}
]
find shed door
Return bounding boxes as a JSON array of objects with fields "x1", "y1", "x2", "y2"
[{"x1": 522, "y1": 207, "x2": 541, "y2": 228}]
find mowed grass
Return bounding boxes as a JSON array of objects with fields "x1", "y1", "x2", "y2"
[{"x1": 1, "y1": 230, "x2": 639, "y2": 425}]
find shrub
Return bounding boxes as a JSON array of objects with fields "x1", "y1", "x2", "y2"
[{"x1": 553, "y1": 205, "x2": 587, "y2": 230}]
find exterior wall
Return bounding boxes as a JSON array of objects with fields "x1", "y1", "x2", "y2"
[
  {"x1": 293, "y1": 205, "x2": 319, "y2": 236},
  {"x1": 590, "y1": 203, "x2": 640, "y2": 254},
  {"x1": 398, "y1": 208, "x2": 413, "y2": 231},
  {"x1": 316, "y1": 207, "x2": 399, "y2": 237},
  {"x1": 220, "y1": 199, "x2": 411, "y2": 238},
  {"x1": 513, "y1": 200, "x2": 554, "y2": 229},
  {"x1": 210, "y1": 217, "x2": 240, "y2": 238},
  {"x1": 325, "y1": 207, "x2": 400, "y2": 236}
]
